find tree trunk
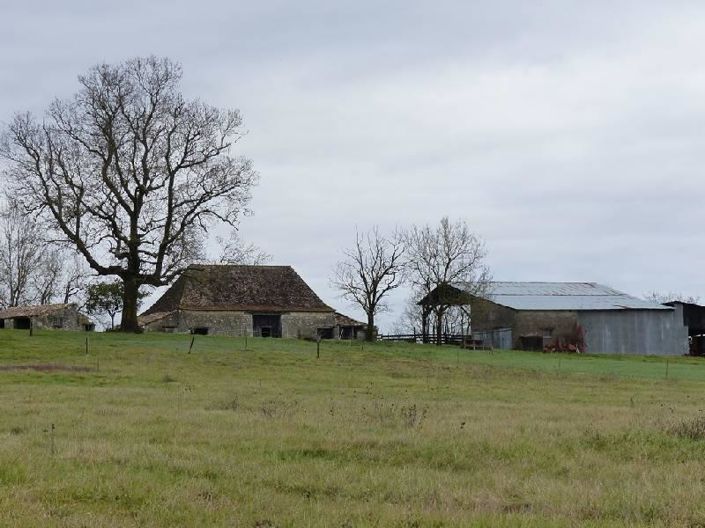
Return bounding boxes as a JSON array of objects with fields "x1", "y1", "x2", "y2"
[
  {"x1": 120, "y1": 277, "x2": 140, "y2": 332},
  {"x1": 421, "y1": 306, "x2": 429, "y2": 344},
  {"x1": 435, "y1": 308, "x2": 444, "y2": 346},
  {"x1": 366, "y1": 312, "x2": 376, "y2": 342}
]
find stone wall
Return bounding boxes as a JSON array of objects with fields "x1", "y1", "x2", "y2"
[
  {"x1": 514, "y1": 311, "x2": 579, "y2": 345},
  {"x1": 470, "y1": 299, "x2": 516, "y2": 333},
  {"x1": 281, "y1": 312, "x2": 337, "y2": 339},
  {"x1": 1, "y1": 308, "x2": 88, "y2": 331},
  {"x1": 471, "y1": 301, "x2": 580, "y2": 349},
  {"x1": 142, "y1": 309, "x2": 337, "y2": 338}
]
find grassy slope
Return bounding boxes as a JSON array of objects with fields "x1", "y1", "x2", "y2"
[{"x1": 1, "y1": 330, "x2": 705, "y2": 527}]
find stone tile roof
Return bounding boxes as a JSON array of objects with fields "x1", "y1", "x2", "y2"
[
  {"x1": 141, "y1": 264, "x2": 334, "y2": 316},
  {"x1": 0, "y1": 303, "x2": 76, "y2": 319},
  {"x1": 334, "y1": 312, "x2": 366, "y2": 327},
  {"x1": 138, "y1": 311, "x2": 176, "y2": 326}
]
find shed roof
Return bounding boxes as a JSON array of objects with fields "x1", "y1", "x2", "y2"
[
  {"x1": 0, "y1": 303, "x2": 78, "y2": 319},
  {"x1": 141, "y1": 264, "x2": 334, "y2": 317},
  {"x1": 452, "y1": 281, "x2": 672, "y2": 311},
  {"x1": 335, "y1": 312, "x2": 366, "y2": 327}
]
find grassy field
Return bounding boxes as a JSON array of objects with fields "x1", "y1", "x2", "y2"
[{"x1": 2, "y1": 331, "x2": 705, "y2": 526}]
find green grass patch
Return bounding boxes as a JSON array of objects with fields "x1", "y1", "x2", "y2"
[{"x1": 1, "y1": 329, "x2": 705, "y2": 526}]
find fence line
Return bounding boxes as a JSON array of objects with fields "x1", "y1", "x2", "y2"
[{"x1": 376, "y1": 333, "x2": 488, "y2": 348}]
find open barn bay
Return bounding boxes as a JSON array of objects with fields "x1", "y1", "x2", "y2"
[{"x1": 1, "y1": 331, "x2": 705, "y2": 526}]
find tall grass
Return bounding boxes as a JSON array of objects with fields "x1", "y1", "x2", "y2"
[{"x1": 0, "y1": 329, "x2": 705, "y2": 526}]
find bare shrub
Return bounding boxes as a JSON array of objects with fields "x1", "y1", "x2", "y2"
[
  {"x1": 206, "y1": 396, "x2": 240, "y2": 412},
  {"x1": 260, "y1": 399, "x2": 297, "y2": 419},
  {"x1": 668, "y1": 416, "x2": 705, "y2": 440}
]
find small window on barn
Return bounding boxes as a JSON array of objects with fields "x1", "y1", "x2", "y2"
[
  {"x1": 192, "y1": 327, "x2": 209, "y2": 335},
  {"x1": 541, "y1": 327, "x2": 554, "y2": 338}
]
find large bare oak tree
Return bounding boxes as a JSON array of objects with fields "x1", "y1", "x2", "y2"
[
  {"x1": 1, "y1": 57, "x2": 257, "y2": 330},
  {"x1": 332, "y1": 227, "x2": 404, "y2": 341}
]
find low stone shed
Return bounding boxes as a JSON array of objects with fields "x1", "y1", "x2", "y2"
[
  {"x1": 139, "y1": 264, "x2": 342, "y2": 338},
  {"x1": 0, "y1": 303, "x2": 94, "y2": 331}
]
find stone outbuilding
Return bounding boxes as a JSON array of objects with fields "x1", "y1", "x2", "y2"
[
  {"x1": 334, "y1": 312, "x2": 367, "y2": 340},
  {"x1": 421, "y1": 281, "x2": 689, "y2": 355},
  {"x1": 0, "y1": 303, "x2": 94, "y2": 331},
  {"x1": 139, "y1": 264, "x2": 338, "y2": 338},
  {"x1": 315, "y1": 312, "x2": 368, "y2": 340}
]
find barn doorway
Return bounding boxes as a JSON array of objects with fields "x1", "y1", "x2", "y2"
[
  {"x1": 13, "y1": 317, "x2": 31, "y2": 330},
  {"x1": 253, "y1": 314, "x2": 281, "y2": 338}
]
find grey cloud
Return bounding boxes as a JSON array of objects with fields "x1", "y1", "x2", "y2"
[{"x1": 2, "y1": 1, "x2": 705, "y2": 329}]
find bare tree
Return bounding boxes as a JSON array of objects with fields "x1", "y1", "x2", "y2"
[
  {"x1": 32, "y1": 247, "x2": 64, "y2": 305},
  {"x1": 0, "y1": 197, "x2": 90, "y2": 308},
  {"x1": 1, "y1": 57, "x2": 257, "y2": 331},
  {"x1": 332, "y1": 227, "x2": 405, "y2": 341},
  {"x1": 34, "y1": 250, "x2": 90, "y2": 306},
  {"x1": 644, "y1": 291, "x2": 700, "y2": 305},
  {"x1": 60, "y1": 253, "x2": 91, "y2": 306},
  {"x1": 216, "y1": 230, "x2": 271, "y2": 265},
  {"x1": 0, "y1": 198, "x2": 45, "y2": 307},
  {"x1": 403, "y1": 217, "x2": 491, "y2": 344}
]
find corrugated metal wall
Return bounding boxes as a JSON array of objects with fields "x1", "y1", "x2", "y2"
[
  {"x1": 577, "y1": 305, "x2": 688, "y2": 356},
  {"x1": 474, "y1": 328, "x2": 513, "y2": 349}
]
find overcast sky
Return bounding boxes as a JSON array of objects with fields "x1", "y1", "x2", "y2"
[{"x1": 2, "y1": 1, "x2": 705, "y2": 330}]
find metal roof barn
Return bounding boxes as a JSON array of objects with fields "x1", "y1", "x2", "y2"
[
  {"x1": 423, "y1": 281, "x2": 690, "y2": 355},
  {"x1": 452, "y1": 281, "x2": 671, "y2": 311}
]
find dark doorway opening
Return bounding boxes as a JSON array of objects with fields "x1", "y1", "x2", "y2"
[
  {"x1": 14, "y1": 317, "x2": 31, "y2": 330},
  {"x1": 0, "y1": 319, "x2": 4, "y2": 329},
  {"x1": 192, "y1": 327, "x2": 209, "y2": 335},
  {"x1": 317, "y1": 327, "x2": 334, "y2": 339},
  {"x1": 253, "y1": 314, "x2": 281, "y2": 338}
]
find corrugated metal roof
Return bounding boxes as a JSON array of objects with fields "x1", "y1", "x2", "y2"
[{"x1": 452, "y1": 281, "x2": 672, "y2": 311}]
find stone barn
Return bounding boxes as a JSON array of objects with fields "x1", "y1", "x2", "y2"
[
  {"x1": 0, "y1": 303, "x2": 94, "y2": 331},
  {"x1": 139, "y1": 264, "x2": 338, "y2": 338},
  {"x1": 421, "y1": 282, "x2": 688, "y2": 355}
]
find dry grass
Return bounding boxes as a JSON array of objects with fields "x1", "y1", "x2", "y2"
[{"x1": 1, "y1": 329, "x2": 705, "y2": 526}]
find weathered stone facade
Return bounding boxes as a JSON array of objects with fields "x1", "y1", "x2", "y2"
[
  {"x1": 281, "y1": 312, "x2": 337, "y2": 338},
  {"x1": 470, "y1": 298, "x2": 516, "y2": 331},
  {"x1": 471, "y1": 299, "x2": 579, "y2": 349},
  {"x1": 0, "y1": 304, "x2": 94, "y2": 331},
  {"x1": 142, "y1": 309, "x2": 336, "y2": 338},
  {"x1": 514, "y1": 311, "x2": 579, "y2": 344}
]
